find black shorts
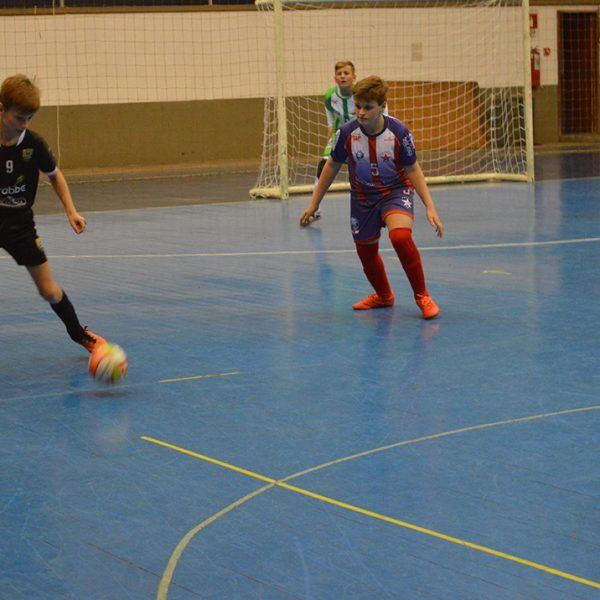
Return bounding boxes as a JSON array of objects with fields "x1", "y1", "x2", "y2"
[{"x1": 0, "y1": 216, "x2": 48, "y2": 267}]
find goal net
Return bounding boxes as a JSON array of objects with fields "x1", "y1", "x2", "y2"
[{"x1": 251, "y1": 0, "x2": 534, "y2": 199}]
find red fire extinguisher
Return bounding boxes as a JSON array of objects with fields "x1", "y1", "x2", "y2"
[{"x1": 530, "y1": 47, "x2": 541, "y2": 88}]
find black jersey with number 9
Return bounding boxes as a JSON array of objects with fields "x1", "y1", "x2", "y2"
[{"x1": 0, "y1": 130, "x2": 57, "y2": 221}]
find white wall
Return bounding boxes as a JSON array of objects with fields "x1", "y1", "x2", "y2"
[{"x1": 0, "y1": 6, "x2": 527, "y2": 107}]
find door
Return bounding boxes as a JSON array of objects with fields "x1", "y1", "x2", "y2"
[{"x1": 558, "y1": 11, "x2": 599, "y2": 135}]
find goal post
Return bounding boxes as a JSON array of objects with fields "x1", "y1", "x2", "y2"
[{"x1": 250, "y1": 0, "x2": 535, "y2": 199}]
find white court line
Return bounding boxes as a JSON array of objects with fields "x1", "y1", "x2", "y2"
[{"x1": 1, "y1": 237, "x2": 599, "y2": 261}]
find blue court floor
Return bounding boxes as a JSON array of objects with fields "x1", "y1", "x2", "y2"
[{"x1": 1, "y1": 167, "x2": 599, "y2": 598}]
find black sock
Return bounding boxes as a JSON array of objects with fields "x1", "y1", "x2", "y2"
[{"x1": 50, "y1": 290, "x2": 84, "y2": 342}]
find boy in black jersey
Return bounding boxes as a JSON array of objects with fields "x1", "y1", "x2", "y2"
[{"x1": 0, "y1": 74, "x2": 105, "y2": 352}]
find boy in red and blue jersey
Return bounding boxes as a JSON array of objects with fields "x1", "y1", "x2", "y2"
[{"x1": 301, "y1": 76, "x2": 443, "y2": 319}]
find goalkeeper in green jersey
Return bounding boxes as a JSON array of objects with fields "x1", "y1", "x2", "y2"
[
  {"x1": 313, "y1": 60, "x2": 357, "y2": 221},
  {"x1": 318, "y1": 60, "x2": 357, "y2": 178}
]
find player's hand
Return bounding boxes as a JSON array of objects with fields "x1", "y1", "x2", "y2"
[
  {"x1": 68, "y1": 211, "x2": 87, "y2": 234},
  {"x1": 300, "y1": 205, "x2": 320, "y2": 227},
  {"x1": 426, "y1": 207, "x2": 443, "y2": 238}
]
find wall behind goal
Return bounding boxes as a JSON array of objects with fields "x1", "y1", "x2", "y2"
[{"x1": 0, "y1": 7, "x2": 524, "y2": 171}]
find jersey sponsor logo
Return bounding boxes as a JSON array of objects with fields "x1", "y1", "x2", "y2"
[
  {"x1": 1, "y1": 183, "x2": 26, "y2": 195},
  {"x1": 0, "y1": 179, "x2": 27, "y2": 208},
  {"x1": 22, "y1": 148, "x2": 34, "y2": 161},
  {"x1": 356, "y1": 177, "x2": 390, "y2": 189},
  {"x1": 0, "y1": 196, "x2": 27, "y2": 208}
]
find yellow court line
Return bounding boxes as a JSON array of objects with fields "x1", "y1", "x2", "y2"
[
  {"x1": 143, "y1": 436, "x2": 276, "y2": 484},
  {"x1": 141, "y1": 434, "x2": 600, "y2": 592},
  {"x1": 482, "y1": 269, "x2": 512, "y2": 275},
  {"x1": 159, "y1": 371, "x2": 240, "y2": 384},
  {"x1": 0, "y1": 371, "x2": 241, "y2": 404}
]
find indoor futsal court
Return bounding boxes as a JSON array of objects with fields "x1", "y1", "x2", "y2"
[{"x1": 1, "y1": 148, "x2": 599, "y2": 599}]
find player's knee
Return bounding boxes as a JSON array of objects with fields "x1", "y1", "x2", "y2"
[
  {"x1": 389, "y1": 226, "x2": 412, "y2": 246},
  {"x1": 355, "y1": 239, "x2": 379, "y2": 259}
]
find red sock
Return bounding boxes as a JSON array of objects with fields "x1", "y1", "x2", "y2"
[
  {"x1": 389, "y1": 227, "x2": 426, "y2": 296},
  {"x1": 355, "y1": 241, "x2": 393, "y2": 299}
]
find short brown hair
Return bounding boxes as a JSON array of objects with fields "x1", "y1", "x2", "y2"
[
  {"x1": 0, "y1": 74, "x2": 41, "y2": 113},
  {"x1": 334, "y1": 60, "x2": 355, "y2": 74},
  {"x1": 353, "y1": 76, "x2": 388, "y2": 105}
]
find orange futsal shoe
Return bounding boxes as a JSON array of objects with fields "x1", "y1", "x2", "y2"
[
  {"x1": 415, "y1": 293, "x2": 440, "y2": 320},
  {"x1": 78, "y1": 327, "x2": 107, "y2": 353},
  {"x1": 353, "y1": 293, "x2": 395, "y2": 310}
]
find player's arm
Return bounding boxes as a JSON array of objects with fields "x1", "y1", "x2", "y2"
[
  {"x1": 404, "y1": 160, "x2": 444, "y2": 238},
  {"x1": 300, "y1": 158, "x2": 343, "y2": 227},
  {"x1": 48, "y1": 169, "x2": 87, "y2": 234}
]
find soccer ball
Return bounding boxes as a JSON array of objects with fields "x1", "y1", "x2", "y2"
[{"x1": 88, "y1": 343, "x2": 128, "y2": 384}]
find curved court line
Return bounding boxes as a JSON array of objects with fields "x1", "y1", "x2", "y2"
[
  {"x1": 142, "y1": 404, "x2": 600, "y2": 598},
  {"x1": 262, "y1": 405, "x2": 600, "y2": 482},
  {"x1": 1, "y1": 236, "x2": 598, "y2": 261},
  {"x1": 156, "y1": 483, "x2": 276, "y2": 600}
]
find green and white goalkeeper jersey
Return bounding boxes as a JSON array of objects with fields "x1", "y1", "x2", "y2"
[{"x1": 322, "y1": 85, "x2": 355, "y2": 157}]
